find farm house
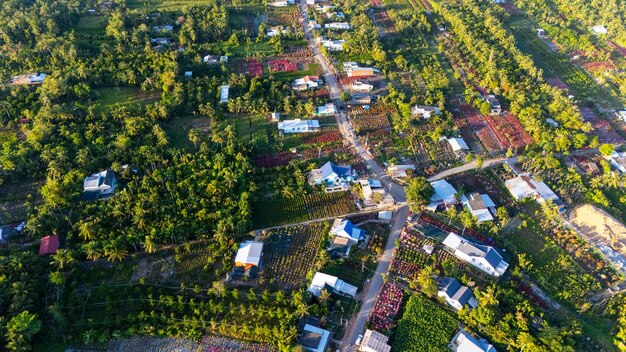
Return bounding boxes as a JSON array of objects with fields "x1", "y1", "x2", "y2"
[
  {"x1": 437, "y1": 277, "x2": 478, "y2": 311},
  {"x1": 460, "y1": 193, "x2": 495, "y2": 222},
  {"x1": 277, "y1": 119, "x2": 320, "y2": 134},
  {"x1": 442, "y1": 233, "x2": 509, "y2": 277},
  {"x1": 234, "y1": 241, "x2": 264, "y2": 270},
  {"x1": 308, "y1": 272, "x2": 358, "y2": 298},
  {"x1": 450, "y1": 329, "x2": 497, "y2": 352}
]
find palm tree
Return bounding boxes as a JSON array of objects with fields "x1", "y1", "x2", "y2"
[
  {"x1": 82, "y1": 242, "x2": 102, "y2": 261},
  {"x1": 104, "y1": 241, "x2": 128, "y2": 263},
  {"x1": 51, "y1": 249, "x2": 77, "y2": 270},
  {"x1": 281, "y1": 185, "x2": 295, "y2": 199},
  {"x1": 143, "y1": 236, "x2": 157, "y2": 254},
  {"x1": 318, "y1": 289, "x2": 331, "y2": 306}
]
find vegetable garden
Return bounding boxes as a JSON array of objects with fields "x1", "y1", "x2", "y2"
[
  {"x1": 252, "y1": 191, "x2": 357, "y2": 228},
  {"x1": 392, "y1": 294, "x2": 458, "y2": 352},
  {"x1": 259, "y1": 222, "x2": 328, "y2": 288}
]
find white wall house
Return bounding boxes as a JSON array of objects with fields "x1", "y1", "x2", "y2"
[
  {"x1": 351, "y1": 81, "x2": 374, "y2": 92},
  {"x1": 443, "y1": 233, "x2": 509, "y2": 277},
  {"x1": 83, "y1": 169, "x2": 116, "y2": 200},
  {"x1": 411, "y1": 105, "x2": 441, "y2": 119},
  {"x1": 324, "y1": 22, "x2": 351, "y2": 30},
  {"x1": 308, "y1": 272, "x2": 358, "y2": 298},
  {"x1": 450, "y1": 329, "x2": 497, "y2": 352},
  {"x1": 220, "y1": 85, "x2": 230, "y2": 103},
  {"x1": 505, "y1": 175, "x2": 564, "y2": 211},
  {"x1": 437, "y1": 277, "x2": 478, "y2": 311},
  {"x1": 278, "y1": 119, "x2": 320, "y2": 134}
]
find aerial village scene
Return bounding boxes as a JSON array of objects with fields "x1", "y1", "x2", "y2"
[{"x1": 2, "y1": 0, "x2": 626, "y2": 351}]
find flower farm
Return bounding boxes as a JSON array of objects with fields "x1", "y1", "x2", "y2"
[
  {"x1": 252, "y1": 191, "x2": 357, "y2": 228},
  {"x1": 369, "y1": 282, "x2": 403, "y2": 331},
  {"x1": 259, "y1": 222, "x2": 328, "y2": 287}
]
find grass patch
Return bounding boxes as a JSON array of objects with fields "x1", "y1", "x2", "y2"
[
  {"x1": 94, "y1": 87, "x2": 159, "y2": 107},
  {"x1": 162, "y1": 116, "x2": 212, "y2": 149},
  {"x1": 127, "y1": 0, "x2": 212, "y2": 11},
  {"x1": 76, "y1": 15, "x2": 107, "y2": 32}
]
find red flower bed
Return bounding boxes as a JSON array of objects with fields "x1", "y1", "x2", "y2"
[
  {"x1": 369, "y1": 282, "x2": 403, "y2": 331},
  {"x1": 253, "y1": 152, "x2": 295, "y2": 168},
  {"x1": 304, "y1": 131, "x2": 342, "y2": 144},
  {"x1": 247, "y1": 60, "x2": 263, "y2": 77},
  {"x1": 269, "y1": 59, "x2": 298, "y2": 72},
  {"x1": 582, "y1": 61, "x2": 617, "y2": 72}
]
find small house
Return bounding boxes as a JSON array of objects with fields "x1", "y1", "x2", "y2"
[
  {"x1": 278, "y1": 119, "x2": 320, "y2": 134},
  {"x1": 308, "y1": 272, "x2": 358, "y2": 298},
  {"x1": 309, "y1": 161, "x2": 357, "y2": 191},
  {"x1": 450, "y1": 329, "x2": 497, "y2": 352},
  {"x1": 315, "y1": 103, "x2": 337, "y2": 116},
  {"x1": 150, "y1": 38, "x2": 171, "y2": 45},
  {"x1": 220, "y1": 85, "x2": 230, "y2": 103},
  {"x1": 267, "y1": 26, "x2": 289, "y2": 37},
  {"x1": 360, "y1": 179, "x2": 385, "y2": 201},
  {"x1": 537, "y1": 28, "x2": 546, "y2": 38},
  {"x1": 234, "y1": 241, "x2": 263, "y2": 270},
  {"x1": 437, "y1": 277, "x2": 478, "y2": 311},
  {"x1": 378, "y1": 211, "x2": 392, "y2": 220},
  {"x1": 359, "y1": 329, "x2": 391, "y2": 352},
  {"x1": 428, "y1": 179, "x2": 458, "y2": 210},
  {"x1": 505, "y1": 175, "x2": 564, "y2": 211},
  {"x1": 309, "y1": 20, "x2": 322, "y2": 30},
  {"x1": 592, "y1": 25, "x2": 608, "y2": 35},
  {"x1": 83, "y1": 169, "x2": 116, "y2": 200},
  {"x1": 607, "y1": 151, "x2": 626, "y2": 174},
  {"x1": 39, "y1": 235, "x2": 60, "y2": 256},
  {"x1": 351, "y1": 81, "x2": 374, "y2": 92},
  {"x1": 271, "y1": 112, "x2": 280, "y2": 121},
  {"x1": 184, "y1": 71, "x2": 192, "y2": 78},
  {"x1": 447, "y1": 137, "x2": 469, "y2": 153},
  {"x1": 443, "y1": 233, "x2": 509, "y2": 277},
  {"x1": 343, "y1": 62, "x2": 379, "y2": 77},
  {"x1": 461, "y1": 193, "x2": 495, "y2": 222},
  {"x1": 411, "y1": 105, "x2": 441, "y2": 119},
  {"x1": 299, "y1": 324, "x2": 331, "y2": 352},
  {"x1": 203, "y1": 55, "x2": 228, "y2": 64},
  {"x1": 617, "y1": 110, "x2": 626, "y2": 122},
  {"x1": 324, "y1": 22, "x2": 351, "y2": 30},
  {"x1": 293, "y1": 75, "x2": 322, "y2": 91},
  {"x1": 9, "y1": 72, "x2": 47, "y2": 86},
  {"x1": 387, "y1": 164, "x2": 416, "y2": 178},
  {"x1": 320, "y1": 38, "x2": 345, "y2": 51},
  {"x1": 483, "y1": 95, "x2": 501, "y2": 115},
  {"x1": 330, "y1": 219, "x2": 364, "y2": 244}
]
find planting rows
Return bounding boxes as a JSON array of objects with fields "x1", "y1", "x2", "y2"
[
  {"x1": 483, "y1": 113, "x2": 532, "y2": 150},
  {"x1": 457, "y1": 102, "x2": 502, "y2": 153},
  {"x1": 369, "y1": 282, "x2": 404, "y2": 331},
  {"x1": 579, "y1": 107, "x2": 624, "y2": 144},
  {"x1": 350, "y1": 114, "x2": 391, "y2": 133},
  {"x1": 269, "y1": 59, "x2": 297, "y2": 72},
  {"x1": 252, "y1": 191, "x2": 357, "y2": 228},
  {"x1": 393, "y1": 294, "x2": 458, "y2": 352},
  {"x1": 303, "y1": 131, "x2": 342, "y2": 144},
  {"x1": 553, "y1": 229, "x2": 622, "y2": 287},
  {"x1": 260, "y1": 223, "x2": 326, "y2": 287},
  {"x1": 388, "y1": 228, "x2": 435, "y2": 281},
  {"x1": 247, "y1": 60, "x2": 263, "y2": 77}
]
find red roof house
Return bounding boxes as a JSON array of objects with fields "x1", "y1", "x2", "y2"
[{"x1": 39, "y1": 235, "x2": 60, "y2": 256}]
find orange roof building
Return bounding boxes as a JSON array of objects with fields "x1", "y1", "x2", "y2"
[{"x1": 39, "y1": 235, "x2": 60, "y2": 256}]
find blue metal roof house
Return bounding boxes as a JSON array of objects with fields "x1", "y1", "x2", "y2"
[{"x1": 309, "y1": 161, "x2": 357, "y2": 192}]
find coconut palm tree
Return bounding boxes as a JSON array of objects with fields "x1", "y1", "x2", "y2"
[
  {"x1": 104, "y1": 241, "x2": 128, "y2": 263},
  {"x1": 51, "y1": 249, "x2": 77, "y2": 270},
  {"x1": 143, "y1": 235, "x2": 157, "y2": 254}
]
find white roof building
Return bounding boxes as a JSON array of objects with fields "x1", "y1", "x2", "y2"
[
  {"x1": 360, "y1": 179, "x2": 385, "y2": 201},
  {"x1": 504, "y1": 175, "x2": 563, "y2": 209},
  {"x1": 387, "y1": 164, "x2": 416, "y2": 178},
  {"x1": 309, "y1": 272, "x2": 358, "y2": 298},
  {"x1": 606, "y1": 151, "x2": 626, "y2": 174},
  {"x1": 320, "y1": 38, "x2": 345, "y2": 51},
  {"x1": 293, "y1": 75, "x2": 321, "y2": 91},
  {"x1": 448, "y1": 137, "x2": 469, "y2": 152},
  {"x1": 461, "y1": 193, "x2": 495, "y2": 222},
  {"x1": 359, "y1": 329, "x2": 391, "y2": 352},
  {"x1": 351, "y1": 81, "x2": 374, "y2": 92},
  {"x1": 443, "y1": 233, "x2": 509, "y2": 277},
  {"x1": 278, "y1": 119, "x2": 320, "y2": 133},
  {"x1": 592, "y1": 25, "x2": 608, "y2": 35},
  {"x1": 324, "y1": 22, "x2": 351, "y2": 30},
  {"x1": 315, "y1": 103, "x2": 337, "y2": 116},
  {"x1": 300, "y1": 324, "x2": 331, "y2": 352},
  {"x1": 267, "y1": 26, "x2": 289, "y2": 37},
  {"x1": 220, "y1": 85, "x2": 230, "y2": 103},
  {"x1": 378, "y1": 211, "x2": 392, "y2": 220},
  {"x1": 411, "y1": 105, "x2": 441, "y2": 119},
  {"x1": 234, "y1": 241, "x2": 263, "y2": 268},
  {"x1": 203, "y1": 55, "x2": 228, "y2": 64},
  {"x1": 428, "y1": 179, "x2": 458, "y2": 209},
  {"x1": 450, "y1": 329, "x2": 497, "y2": 352}
]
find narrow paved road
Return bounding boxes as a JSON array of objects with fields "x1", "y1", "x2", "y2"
[{"x1": 299, "y1": 1, "x2": 407, "y2": 349}]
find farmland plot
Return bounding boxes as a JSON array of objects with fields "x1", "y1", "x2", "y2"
[
  {"x1": 252, "y1": 192, "x2": 357, "y2": 228},
  {"x1": 259, "y1": 222, "x2": 328, "y2": 287}
]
